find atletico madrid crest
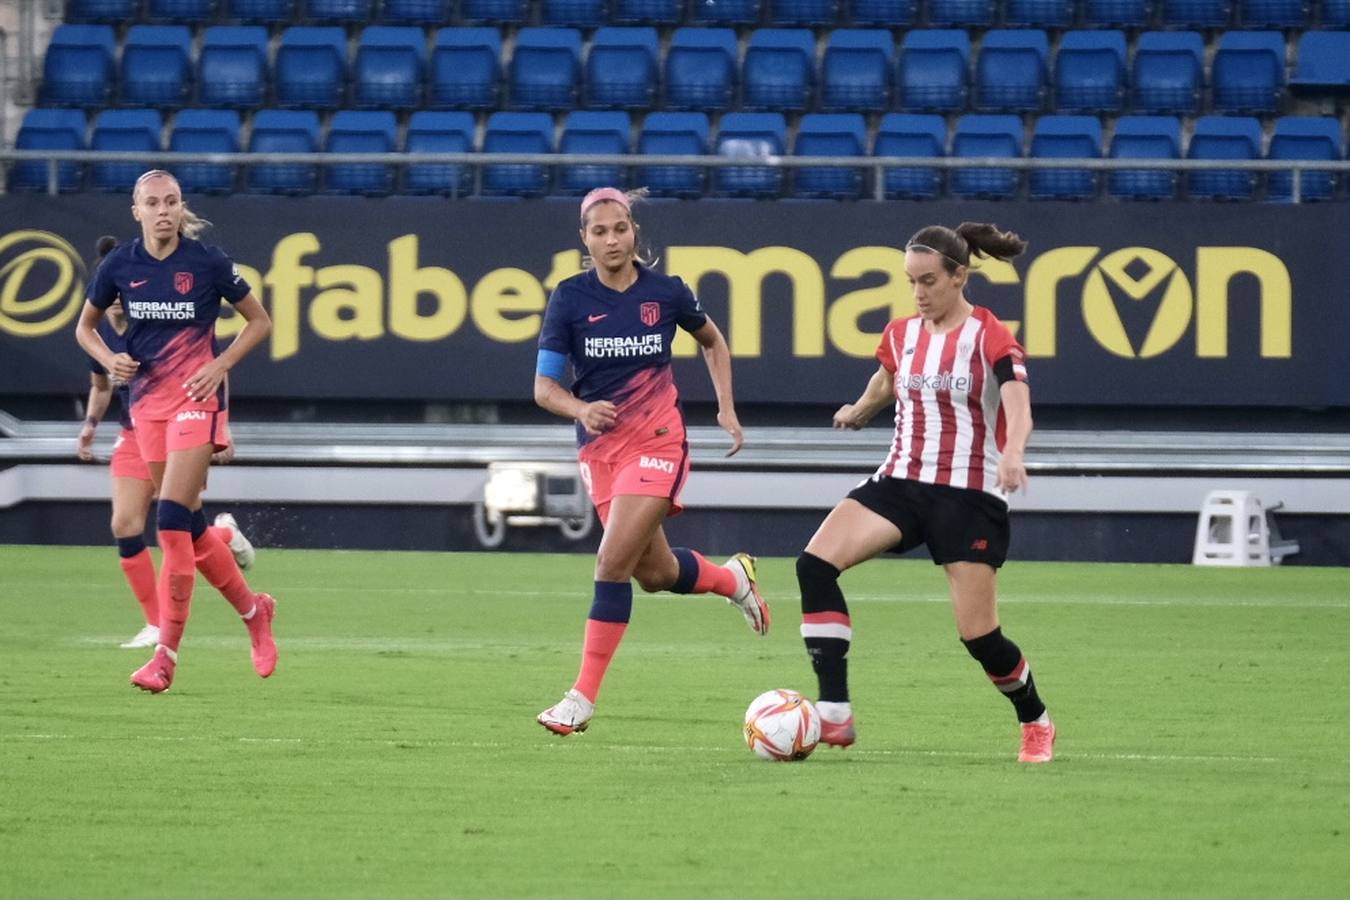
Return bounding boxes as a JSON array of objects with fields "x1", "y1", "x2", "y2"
[
  {"x1": 639, "y1": 302, "x2": 660, "y2": 327},
  {"x1": 174, "y1": 272, "x2": 194, "y2": 295}
]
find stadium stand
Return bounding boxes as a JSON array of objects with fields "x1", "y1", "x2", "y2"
[
  {"x1": 64, "y1": 0, "x2": 140, "y2": 22},
  {"x1": 1029, "y1": 114, "x2": 1101, "y2": 200},
  {"x1": 585, "y1": 27, "x2": 661, "y2": 110},
  {"x1": 742, "y1": 28, "x2": 817, "y2": 112},
  {"x1": 875, "y1": 112, "x2": 946, "y2": 199},
  {"x1": 974, "y1": 29, "x2": 1049, "y2": 113},
  {"x1": 481, "y1": 110, "x2": 554, "y2": 196},
  {"x1": 1109, "y1": 115, "x2": 1182, "y2": 200},
  {"x1": 897, "y1": 30, "x2": 970, "y2": 113},
  {"x1": 324, "y1": 109, "x2": 399, "y2": 195},
  {"x1": 169, "y1": 108, "x2": 241, "y2": 194},
  {"x1": 850, "y1": 0, "x2": 918, "y2": 25},
  {"x1": 542, "y1": 0, "x2": 609, "y2": 27},
  {"x1": 664, "y1": 27, "x2": 739, "y2": 111},
  {"x1": 1133, "y1": 31, "x2": 1206, "y2": 115},
  {"x1": 120, "y1": 25, "x2": 194, "y2": 108},
  {"x1": 714, "y1": 111, "x2": 787, "y2": 197},
  {"x1": 404, "y1": 109, "x2": 476, "y2": 195},
  {"x1": 380, "y1": 0, "x2": 453, "y2": 24},
  {"x1": 224, "y1": 0, "x2": 297, "y2": 23},
  {"x1": 430, "y1": 27, "x2": 501, "y2": 110},
  {"x1": 1291, "y1": 32, "x2": 1350, "y2": 93},
  {"x1": 768, "y1": 0, "x2": 841, "y2": 26},
  {"x1": 612, "y1": 0, "x2": 684, "y2": 23},
  {"x1": 821, "y1": 29, "x2": 894, "y2": 112},
  {"x1": 1187, "y1": 115, "x2": 1264, "y2": 201},
  {"x1": 635, "y1": 110, "x2": 709, "y2": 197},
  {"x1": 1055, "y1": 30, "x2": 1127, "y2": 114},
  {"x1": 198, "y1": 26, "x2": 270, "y2": 109},
  {"x1": 792, "y1": 112, "x2": 868, "y2": 199},
  {"x1": 1211, "y1": 31, "x2": 1285, "y2": 115},
  {"x1": 353, "y1": 26, "x2": 426, "y2": 111},
  {"x1": 90, "y1": 108, "x2": 162, "y2": 192},
  {"x1": 275, "y1": 26, "x2": 349, "y2": 109},
  {"x1": 557, "y1": 109, "x2": 631, "y2": 195},
  {"x1": 508, "y1": 27, "x2": 582, "y2": 111},
  {"x1": 9, "y1": 108, "x2": 87, "y2": 192},
  {"x1": 950, "y1": 113, "x2": 1023, "y2": 199},
  {"x1": 1267, "y1": 116, "x2": 1341, "y2": 202},
  {"x1": 40, "y1": 24, "x2": 117, "y2": 107},
  {"x1": 246, "y1": 108, "x2": 321, "y2": 194},
  {"x1": 147, "y1": 0, "x2": 220, "y2": 22},
  {"x1": 306, "y1": 0, "x2": 375, "y2": 24}
]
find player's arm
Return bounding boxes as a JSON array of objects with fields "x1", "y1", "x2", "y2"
[
  {"x1": 184, "y1": 294, "x2": 271, "y2": 404},
  {"x1": 997, "y1": 378, "x2": 1032, "y2": 493},
  {"x1": 833, "y1": 365, "x2": 894, "y2": 430},
  {"x1": 78, "y1": 371, "x2": 112, "y2": 461},
  {"x1": 74, "y1": 303, "x2": 138, "y2": 382},
  {"x1": 689, "y1": 319, "x2": 743, "y2": 457},
  {"x1": 534, "y1": 350, "x2": 614, "y2": 436}
]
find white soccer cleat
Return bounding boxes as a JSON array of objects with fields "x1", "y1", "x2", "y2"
[
  {"x1": 726, "y1": 552, "x2": 771, "y2": 636},
  {"x1": 214, "y1": 512, "x2": 256, "y2": 570},
  {"x1": 119, "y1": 624, "x2": 160, "y2": 649},
  {"x1": 537, "y1": 689, "x2": 594, "y2": 736}
]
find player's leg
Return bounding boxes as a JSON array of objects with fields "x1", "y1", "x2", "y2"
[
  {"x1": 631, "y1": 527, "x2": 770, "y2": 635},
  {"x1": 799, "y1": 497, "x2": 905, "y2": 747},
  {"x1": 189, "y1": 506, "x2": 276, "y2": 678},
  {"x1": 210, "y1": 512, "x2": 255, "y2": 570},
  {"x1": 946, "y1": 562, "x2": 1054, "y2": 763},
  {"x1": 110, "y1": 471, "x2": 159, "y2": 648}
]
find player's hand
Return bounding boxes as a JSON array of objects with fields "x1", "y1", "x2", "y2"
[
  {"x1": 832, "y1": 404, "x2": 869, "y2": 430},
  {"x1": 184, "y1": 359, "x2": 228, "y2": 404},
  {"x1": 997, "y1": 451, "x2": 1029, "y2": 494},
  {"x1": 77, "y1": 422, "x2": 96, "y2": 461},
  {"x1": 576, "y1": 400, "x2": 617, "y2": 435},
  {"x1": 211, "y1": 443, "x2": 235, "y2": 465},
  {"x1": 717, "y1": 408, "x2": 743, "y2": 457},
  {"x1": 109, "y1": 353, "x2": 139, "y2": 383}
]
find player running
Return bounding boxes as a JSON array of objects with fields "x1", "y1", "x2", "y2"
[
  {"x1": 797, "y1": 222, "x2": 1056, "y2": 763},
  {"x1": 534, "y1": 186, "x2": 770, "y2": 736},
  {"x1": 74, "y1": 171, "x2": 276, "y2": 693}
]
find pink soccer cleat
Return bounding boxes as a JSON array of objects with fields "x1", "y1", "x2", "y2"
[
  {"x1": 130, "y1": 646, "x2": 176, "y2": 693},
  {"x1": 246, "y1": 593, "x2": 278, "y2": 678},
  {"x1": 1018, "y1": 719, "x2": 1056, "y2": 763},
  {"x1": 819, "y1": 715, "x2": 857, "y2": 748}
]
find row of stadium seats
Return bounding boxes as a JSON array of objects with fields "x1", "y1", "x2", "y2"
[
  {"x1": 39, "y1": 23, "x2": 1350, "y2": 114},
  {"x1": 10, "y1": 106, "x2": 1342, "y2": 200},
  {"x1": 62, "y1": 0, "x2": 1350, "y2": 29}
]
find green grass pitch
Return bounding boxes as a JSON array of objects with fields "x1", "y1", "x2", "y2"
[{"x1": 1, "y1": 545, "x2": 1347, "y2": 897}]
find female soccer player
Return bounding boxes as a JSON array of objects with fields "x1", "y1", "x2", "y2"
[
  {"x1": 797, "y1": 222, "x2": 1056, "y2": 763},
  {"x1": 534, "y1": 187, "x2": 771, "y2": 736},
  {"x1": 75, "y1": 171, "x2": 276, "y2": 693}
]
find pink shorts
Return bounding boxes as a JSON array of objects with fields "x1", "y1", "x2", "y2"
[
  {"x1": 133, "y1": 406, "x2": 230, "y2": 464},
  {"x1": 109, "y1": 428, "x2": 151, "y2": 481},
  {"x1": 580, "y1": 442, "x2": 691, "y2": 528}
]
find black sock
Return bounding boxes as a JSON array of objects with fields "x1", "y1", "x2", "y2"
[
  {"x1": 962, "y1": 626, "x2": 1047, "y2": 724},
  {"x1": 798, "y1": 552, "x2": 851, "y2": 703}
]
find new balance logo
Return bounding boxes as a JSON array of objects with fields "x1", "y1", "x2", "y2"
[
  {"x1": 970, "y1": 538, "x2": 989, "y2": 551},
  {"x1": 639, "y1": 456, "x2": 675, "y2": 474},
  {"x1": 130, "y1": 279, "x2": 149, "y2": 288},
  {"x1": 587, "y1": 314, "x2": 608, "y2": 323},
  {"x1": 175, "y1": 410, "x2": 209, "y2": 423}
]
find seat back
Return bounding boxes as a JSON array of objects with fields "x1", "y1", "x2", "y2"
[
  {"x1": 276, "y1": 26, "x2": 350, "y2": 108},
  {"x1": 637, "y1": 111, "x2": 710, "y2": 197},
  {"x1": 743, "y1": 28, "x2": 817, "y2": 111},
  {"x1": 200, "y1": 26, "x2": 270, "y2": 108},
  {"x1": 170, "y1": 109, "x2": 242, "y2": 194},
  {"x1": 585, "y1": 27, "x2": 661, "y2": 109},
  {"x1": 898, "y1": 30, "x2": 970, "y2": 112},
  {"x1": 875, "y1": 112, "x2": 945, "y2": 199},
  {"x1": 354, "y1": 26, "x2": 426, "y2": 109},
  {"x1": 1108, "y1": 114, "x2": 1181, "y2": 200},
  {"x1": 951, "y1": 114, "x2": 1023, "y2": 199},
  {"x1": 430, "y1": 27, "x2": 502, "y2": 110},
  {"x1": 821, "y1": 29, "x2": 894, "y2": 111},
  {"x1": 41, "y1": 24, "x2": 118, "y2": 107},
  {"x1": 715, "y1": 112, "x2": 788, "y2": 197},
  {"x1": 665, "y1": 28, "x2": 740, "y2": 110},
  {"x1": 482, "y1": 111, "x2": 555, "y2": 196},
  {"x1": 509, "y1": 27, "x2": 583, "y2": 110},
  {"x1": 405, "y1": 110, "x2": 476, "y2": 196},
  {"x1": 247, "y1": 108, "x2": 322, "y2": 194},
  {"x1": 975, "y1": 29, "x2": 1049, "y2": 112},
  {"x1": 1055, "y1": 30, "x2": 1127, "y2": 113}
]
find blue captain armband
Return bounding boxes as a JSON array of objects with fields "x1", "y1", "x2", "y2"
[{"x1": 536, "y1": 349, "x2": 566, "y2": 381}]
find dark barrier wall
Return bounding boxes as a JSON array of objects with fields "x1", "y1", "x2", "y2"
[{"x1": 2, "y1": 196, "x2": 1348, "y2": 406}]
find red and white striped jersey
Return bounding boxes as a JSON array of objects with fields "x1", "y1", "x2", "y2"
[{"x1": 874, "y1": 305, "x2": 1028, "y2": 499}]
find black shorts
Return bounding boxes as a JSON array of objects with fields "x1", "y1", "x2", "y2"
[{"x1": 846, "y1": 476, "x2": 1011, "y2": 568}]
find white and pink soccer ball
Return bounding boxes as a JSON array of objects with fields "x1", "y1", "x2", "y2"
[{"x1": 743, "y1": 689, "x2": 821, "y2": 761}]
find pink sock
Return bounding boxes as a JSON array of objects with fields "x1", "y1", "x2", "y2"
[
  {"x1": 692, "y1": 551, "x2": 738, "y2": 597},
  {"x1": 572, "y1": 619, "x2": 628, "y2": 703},
  {"x1": 207, "y1": 525, "x2": 233, "y2": 546},
  {"x1": 118, "y1": 549, "x2": 159, "y2": 626},
  {"x1": 157, "y1": 530, "x2": 195, "y2": 652},
  {"x1": 193, "y1": 530, "x2": 255, "y2": 616}
]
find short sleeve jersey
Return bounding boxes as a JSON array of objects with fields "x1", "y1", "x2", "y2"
[
  {"x1": 86, "y1": 237, "x2": 251, "y2": 420},
  {"x1": 873, "y1": 305, "x2": 1028, "y2": 499},
  {"x1": 538, "y1": 265, "x2": 707, "y2": 458},
  {"x1": 86, "y1": 318, "x2": 133, "y2": 430}
]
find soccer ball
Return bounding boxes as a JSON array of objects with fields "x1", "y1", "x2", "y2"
[{"x1": 743, "y1": 689, "x2": 821, "y2": 761}]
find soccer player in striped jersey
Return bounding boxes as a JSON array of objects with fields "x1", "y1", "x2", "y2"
[
  {"x1": 75, "y1": 172, "x2": 277, "y2": 694},
  {"x1": 797, "y1": 222, "x2": 1056, "y2": 763},
  {"x1": 534, "y1": 187, "x2": 771, "y2": 736}
]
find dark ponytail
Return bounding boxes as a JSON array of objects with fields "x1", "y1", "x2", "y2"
[
  {"x1": 955, "y1": 222, "x2": 1027, "y2": 263},
  {"x1": 906, "y1": 222, "x2": 1028, "y2": 273},
  {"x1": 95, "y1": 235, "x2": 118, "y2": 260}
]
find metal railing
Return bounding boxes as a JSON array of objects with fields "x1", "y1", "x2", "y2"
[{"x1": 2, "y1": 149, "x2": 1348, "y2": 202}]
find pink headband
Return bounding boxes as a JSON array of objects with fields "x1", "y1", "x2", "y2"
[{"x1": 580, "y1": 187, "x2": 630, "y2": 219}]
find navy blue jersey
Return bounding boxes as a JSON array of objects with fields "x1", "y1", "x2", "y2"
[
  {"x1": 86, "y1": 237, "x2": 251, "y2": 418},
  {"x1": 86, "y1": 318, "x2": 133, "y2": 430}
]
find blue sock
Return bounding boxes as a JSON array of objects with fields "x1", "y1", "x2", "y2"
[
  {"x1": 588, "y1": 581, "x2": 633, "y2": 624},
  {"x1": 116, "y1": 536, "x2": 146, "y2": 559}
]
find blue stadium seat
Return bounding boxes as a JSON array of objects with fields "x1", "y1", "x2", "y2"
[
  {"x1": 354, "y1": 26, "x2": 425, "y2": 110},
  {"x1": 1055, "y1": 30, "x2": 1127, "y2": 113},
  {"x1": 821, "y1": 29, "x2": 894, "y2": 112},
  {"x1": 558, "y1": 111, "x2": 631, "y2": 195},
  {"x1": 1108, "y1": 115, "x2": 1181, "y2": 200},
  {"x1": 64, "y1": 0, "x2": 138, "y2": 22},
  {"x1": 543, "y1": 0, "x2": 609, "y2": 26},
  {"x1": 1291, "y1": 33, "x2": 1350, "y2": 92},
  {"x1": 951, "y1": 114, "x2": 1023, "y2": 199},
  {"x1": 1083, "y1": 0, "x2": 1152, "y2": 26},
  {"x1": 768, "y1": 0, "x2": 841, "y2": 26},
  {"x1": 690, "y1": 0, "x2": 762, "y2": 25},
  {"x1": 636, "y1": 111, "x2": 710, "y2": 197},
  {"x1": 462, "y1": 0, "x2": 529, "y2": 21},
  {"x1": 1212, "y1": 31, "x2": 1284, "y2": 114},
  {"x1": 1133, "y1": 31, "x2": 1204, "y2": 114},
  {"x1": 482, "y1": 111, "x2": 554, "y2": 197},
  {"x1": 40, "y1": 25, "x2": 117, "y2": 107},
  {"x1": 404, "y1": 110, "x2": 476, "y2": 196},
  {"x1": 612, "y1": 0, "x2": 683, "y2": 23},
  {"x1": 716, "y1": 113, "x2": 788, "y2": 197},
  {"x1": 928, "y1": 0, "x2": 997, "y2": 26},
  {"x1": 199, "y1": 26, "x2": 270, "y2": 109},
  {"x1": 665, "y1": 28, "x2": 739, "y2": 110},
  {"x1": 975, "y1": 29, "x2": 1049, "y2": 113},
  {"x1": 91, "y1": 110, "x2": 163, "y2": 193},
  {"x1": 1005, "y1": 0, "x2": 1075, "y2": 27},
  {"x1": 1237, "y1": 0, "x2": 1308, "y2": 26},
  {"x1": 325, "y1": 110, "x2": 399, "y2": 196},
  {"x1": 1187, "y1": 115, "x2": 1262, "y2": 200},
  {"x1": 121, "y1": 26, "x2": 194, "y2": 107},
  {"x1": 170, "y1": 109, "x2": 241, "y2": 195},
  {"x1": 849, "y1": 0, "x2": 918, "y2": 25},
  {"x1": 9, "y1": 109, "x2": 88, "y2": 192},
  {"x1": 1161, "y1": 0, "x2": 1232, "y2": 27},
  {"x1": 307, "y1": 0, "x2": 374, "y2": 23},
  {"x1": 276, "y1": 27, "x2": 349, "y2": 108},
  {"x1": 1324, "y1": 0, "x2": 1350, "y2": 26},
  {"x1": 430, "y1": 28, "x2": 501, "y2": 110},
  {"x1": 743, "y1": 29, "x2": 816, "y2": 111},
  {"x1": 148, "y1": 0, "x2": 220, "y2": 21},
  {"x1": 874, "y1": 112, "x2": 945, "y2": 200},
  {"x1": 1029, "y1": 115, "x2": 1102, "y2": 199},
  {"x1": 247, "y1": 109, "x2": 321, "y2": 194},
  {"x1": 509, "y1": 28, "x2": 582, "y2": 110},
  {"x1": 586, "y1": 27, "x2": 660, "y2": 109},
  {"x1": 381, "y1": 0, "x2": 451, "y2": 23},
  {"x1": 1267, "y1": 116, "x2": 1341, "y2": 202},
  {"x1": 224, "y1": 0, "x2": 296, "y2": 22},
  {"x1": 897, "y1": 30, "x2": 970, "y2": 112},
  {"x1": 793, "y1": 113, "x2": 867, "y2": 199}
]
